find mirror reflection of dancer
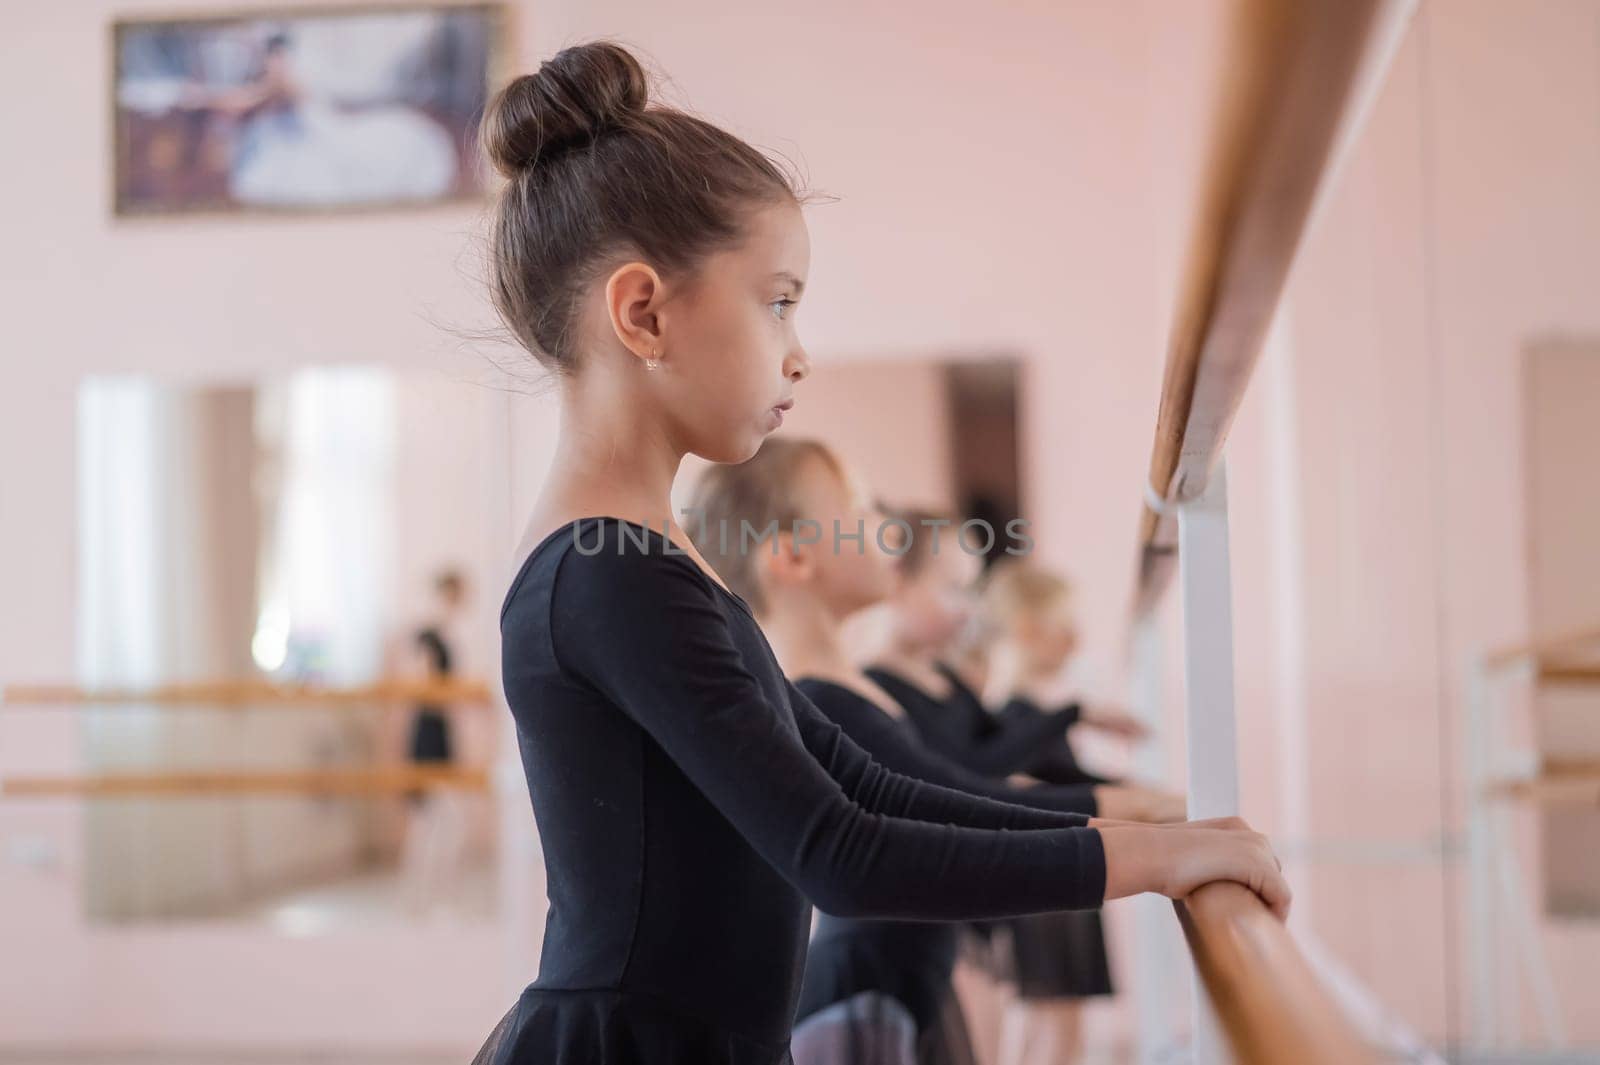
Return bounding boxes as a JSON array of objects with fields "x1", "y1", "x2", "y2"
[
  {"x1": 400, "y1": 567, "x2": 471, "y2": 919},
  {"x1": 175, "y1": 29, "x2": 457, "y2": 206}
]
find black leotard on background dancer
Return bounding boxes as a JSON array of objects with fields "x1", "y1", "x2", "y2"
[
  {"x1": 996, "y1": 693, "x2": 1113, "y2": 788},
  {"x1": 791, "y1": 678, "x2": 1100, "y2": 1065},
  {"x1": 405, "y1": 626, "x2": 455, "y2": 804},
  {"x1": 864, "y1": 662, "x2": 1076, "y2": 779},
  {"x1": 996, "y1": 693, "x2": 1117, "y2": 998},
  {"x1": 475, "y1": 518, "x2": 1107, "y2": 1065},
  {"x1": 865, "y1": 666, "x2": 1116, "y2": 1004}
]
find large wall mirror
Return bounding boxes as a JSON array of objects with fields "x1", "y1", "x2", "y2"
[{"x1": 74, "y1": 366, "x2": 503, "y2": 927}]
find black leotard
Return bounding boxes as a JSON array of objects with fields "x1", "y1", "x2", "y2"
[
  {"x1": 948, "y1": 688, "x2": 1115, "y2": 1001},
  {"x1": 474, "y1": 518, "x2": 1107, "y2": 1065},
  {"x1": 791, "y1": 677, "x2": 1103, "y2": 1060},
  {"x1": 997, "y1": 695, "x2": 1114, "y2": 788},
  {"x1": 864, "y1": 663, "x2": 1075, "y2": 779},
  {"x1": 792, "y1": 679, "x2": 1098, "y2": 817},
  {"x1": 408, "y1": 626, "x2": 455, "y2": 763}
]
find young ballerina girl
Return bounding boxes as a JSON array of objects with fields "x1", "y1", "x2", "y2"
[
  {"x1": 474, "y1": 41, "x2": 1286, "y2": 1065},
  {"x1": 686, "y1": 437, "x2": 1208, "y2": 1065}
]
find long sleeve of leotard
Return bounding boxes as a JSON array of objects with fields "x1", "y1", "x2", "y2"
[
  {"x1": 1000, "y1": 697, "x2": 1115, "y2": 787},
  {"x1": 785, "y1": 680, "x2": 1094, "y2": 827},
  {"x1": 797, "y1": 680, "x2": 1099, "y2": 817},
  {"x1": 997, "y1": 697, "x2": 1080, "y2": 730},
  {"x1": 547, "y1": 531, "x2": 1106, "y2": 919},
  {"x1": 878, "y1": 667, "x2": 1081, "y2": 779},
  {"x1": 955, "y1": 704, "x2": 1078, "y2": 777}
]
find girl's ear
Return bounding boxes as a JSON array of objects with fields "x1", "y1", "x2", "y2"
[
  {"x1": 604, "y1": 261, "x2": 668, "y2": 364},
  {"x1": 761, "y1": 532, "x2": 814, "y2": 595}
]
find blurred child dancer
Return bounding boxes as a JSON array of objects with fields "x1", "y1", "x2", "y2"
[
  {"x1": 399, "y1": 566, "x2": 472, "y2": 917},
  {"x1": 475, "y1": 40, "x2": 1286, "y2": 1065},
  {"x1": 980, "y1": 560, "x2": 1144, "y2": 1065},
  {"x1": 866, "y1": 508, "x2": 1182, "y2": 823}
]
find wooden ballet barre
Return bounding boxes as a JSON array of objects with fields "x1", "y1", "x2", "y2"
[
  {"x1": 1125, "y1": 1, "x2": 1418, "y2": 1059},
  {"x1": 1536, "y1": 661, "x2": 1600, "y2": 686},
  {"x1": 0, "y1": 765, "x2": 490, "y2": 799},
  {"x1": 1482, "y1": 621, "x2": 1600, "y2": 670},
  {"x1": 1133, "y1": 0, "x2": 1414, "y2": 616},
  {"x1": 1485, "y1": 770, "x2": 1600, "y2": 808},
  {"x1": 1545, "y1": 757, "x2": 1600, "y2": 778},
  {"x1": 1177, "y1": 881, "x2": 1379, "y2": 1065},
  {"x1": 0, "y1": 677, "x2": 493, "y2": 709}
]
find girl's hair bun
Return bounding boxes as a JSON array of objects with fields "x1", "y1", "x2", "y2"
[
  {"x1": 481, "y1": 39, "x2": 800, "y2": 373},
  {"x1": 481, "y1": 41, "x2": 649, "y2": 178}
]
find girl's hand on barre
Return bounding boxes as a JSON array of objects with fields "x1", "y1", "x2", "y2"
[
  {"x1": 1098, "y1": 821, "x2": 1291, "y2": 921},
  {"x1": 1177, "y1": 816, "x2": 1249, "y2": 831},
  {"x1": 1080, "y1": 703, "x2": 1150, "y2": 741},
  {"x1": 1093, "y1": 785, "x2": 1186, "y2": 823}
]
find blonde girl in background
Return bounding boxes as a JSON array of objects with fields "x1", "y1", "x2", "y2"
[
  {"x1": 979, "y1": 560, "x2": 1154, "y2": 1065},
  {"x1": 865, "y1": 508, "x2": 1182, "y2": 824}
]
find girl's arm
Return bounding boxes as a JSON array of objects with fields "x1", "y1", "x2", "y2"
[
  {"x1": 998, "y1": 696, "x2": 1117, "y2": 786},
  {"x1": 1092, "y1": 785, "x2": 1187, "y2": 823},
  {"x1": 959, "y1": 704, "x2": 1079, "y2": 777},
  {"x1": 878, "y1": 669, "x2": 1075, "y2": 778},
  {"x1": 551, "y1": 529, "x2": 1104, "y2": 919},
  {"x1": 795, "y1": 679, "x2": 1099, "y2": 817},
  {"x1": 790, "y1": 690, "x2": 1094, "y2": 830}
]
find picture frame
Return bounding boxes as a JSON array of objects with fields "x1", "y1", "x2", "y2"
[{"x1": 111, "y1": 3, "x2": 511, "y2": 217}]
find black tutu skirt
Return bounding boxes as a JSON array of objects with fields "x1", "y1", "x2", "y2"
[
  {"x1": 793, "y1": 929, "x2": 977, "y2": 1065},
  {"x1": 405, "y1": 708, "x2": 453, "y2": 806},
  {"x1": 409, "y1": 708, "x2": 453, "y2": 761},
  {"x1": 472, "y1": 986, "x2": 795, "y2": 1065},
  {"x1": 996, "y1": 911, "x2": 1113, "y2": 1000}
]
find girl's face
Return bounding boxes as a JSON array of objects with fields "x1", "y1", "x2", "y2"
[
  {"x1": 1015, "y1": 598, "x2": 1080, "y2": 674},
  {"x1": 791, "y1": 455, "x2": 899, "y2": 617},
  {"x1": 657, "y1": 201, "x2": 813, "y2": 464},
  {"x1": 891, "y1": 533, "x2": 984, "y2": 654}
]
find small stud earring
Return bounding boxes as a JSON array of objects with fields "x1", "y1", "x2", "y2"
[{"x1": 645, "y1": 349, "x2": 660, "y2": 370}]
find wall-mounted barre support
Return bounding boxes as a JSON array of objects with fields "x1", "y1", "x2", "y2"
[{"x1": 1176, "y1": 462, "x2": 1242, "y2": 1063}]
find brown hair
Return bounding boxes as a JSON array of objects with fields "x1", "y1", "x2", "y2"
[
  {"x1": 980, "y1": 558, "x2": 1071, "y2": 632},
  {"x1": 432, "y1": 566, "x2": 466, "y2": 599},
  {"x1": 686, "y1": 437, "x2": 847, "y2": 615},
  {"x1": 480, "y1": 41, "x2": 803, "y2": 374}
]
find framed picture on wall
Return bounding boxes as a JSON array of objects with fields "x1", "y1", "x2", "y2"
[{"x1": 112, "y1": 4, "x2": 507, "y2": 216}]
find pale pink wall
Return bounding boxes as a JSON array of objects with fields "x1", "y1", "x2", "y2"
[
  {"x1": 671, "y1": 357, "x2": 956, "y2": 518},
  {"x1": 3, "y1": 0, "x2": 1598, "y2": 1053}
]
